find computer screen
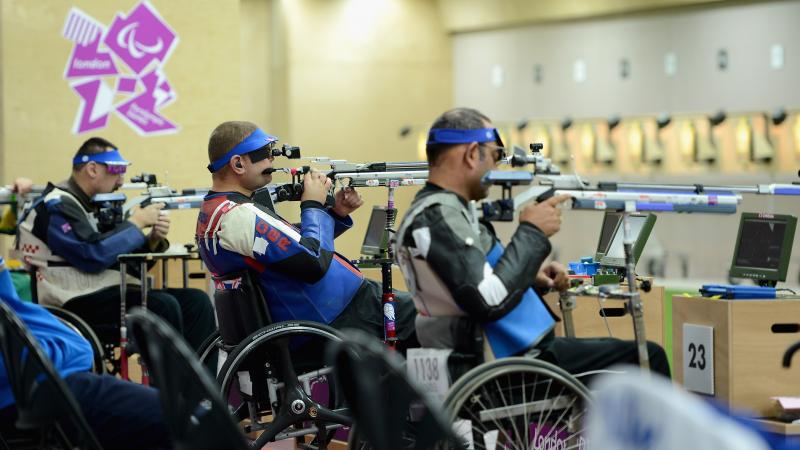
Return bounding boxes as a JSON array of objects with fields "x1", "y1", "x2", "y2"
[
  {"x1": 599, "y1": 213, "x2": 657, "y2": 268},
  {"x1": 595, "y1": 212, "x2": 622, "y2": 259},
  {"x1": 361, "y1": 206, "x2": 388, "y2": 256},
  {"x1": 730, "y1": 213, "x2": 797, "y2": 284}
]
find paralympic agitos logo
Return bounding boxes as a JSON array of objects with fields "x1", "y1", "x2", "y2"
[{"x1": 62, "y1": 1, "x2": 179, "y2": 136}]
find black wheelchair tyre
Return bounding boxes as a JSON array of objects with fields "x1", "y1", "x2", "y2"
[
  {"x1": 196, "y1": 330, "x2": 222, "y2": 367},
  {"x1": 43, "y1": 305, "x2": 106, "y2": 375}
]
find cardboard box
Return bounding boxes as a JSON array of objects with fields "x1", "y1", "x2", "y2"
[
  {"x1": 673, "y1": 296, "x2": 800, "y2": 416},
  {"x1": 543, "y1": 286, "x2": 664, "y2": 346}
]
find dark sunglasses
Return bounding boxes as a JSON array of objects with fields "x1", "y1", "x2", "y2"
[
  {"x1": 246, "y1": 143, "x2": 277, "y2": 163},
  {"x1": 480, "y1": 144, "x2": 506, "y2": 163},
  {"x1": 102, "y1": 163, "x2": 127, "y2": 175}
]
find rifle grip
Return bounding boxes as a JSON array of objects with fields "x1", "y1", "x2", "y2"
[
  {"x1": 325, "y1": 193, "x2": 336, "y2": 209},
  {"x1": 535, "y1": 187, "x2": 556, "y2": 202}
]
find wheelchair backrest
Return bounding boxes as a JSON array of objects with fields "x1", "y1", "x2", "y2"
[
  {"x1": 327, "y1": 329, "x2": 466, "y2": 450},
  {"x1": 127, "y1": 309, "x2": 249, "y2": 450},
  {"x1": 0, "y1": 301, "x2": 102, "y2": 449},
  {"x1": 211, "y1": 270, "x2": 273, "y2": 346}
]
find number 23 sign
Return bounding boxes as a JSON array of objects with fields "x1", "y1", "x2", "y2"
[{"x1": 683, "y1": 324, "x2": 714, "y2": 395}]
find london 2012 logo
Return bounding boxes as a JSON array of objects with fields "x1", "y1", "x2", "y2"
[{"x1": 62, "y1": 1, "x2": 179, "y2": 136}]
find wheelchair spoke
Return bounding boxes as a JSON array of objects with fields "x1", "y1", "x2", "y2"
[
  {"x1": 522, "y1": 371, "x2": 529, "y2": 450},
  {"x1": 312, "y1": 406, "x2": 352, "y2": 426},
  {"x1": 445, "y1": 360, "x2": 591, "y2": 450},
  {"x1": 470, "y1": 384, "x2": 516, "y2": 447},
  {"x1": 533, "y1": 376, "x2": 553, "y2": 446},
  {"x1": 538, "y1": 393, "x2": 578, "y2": 446},
  {"x1": 494, "y1": 376, "x2": 522, "y2": 448}
]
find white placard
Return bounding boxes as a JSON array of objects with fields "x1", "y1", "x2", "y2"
[
  {"x1": 771, "y1": 44, "x2": 784, "y2": 70},
  {"x1": 453, "y1": 419, "x2": 475, "y2": 450},
  {"x1": 664, "y1": 52, "x2": 677, "y2": 77},
  {"x1": 483, "y1": 430, "x2": 499, "y2": 450},
  {"x1": 407, "y1": 348, "x2": 453, "y2": 403},
  {"x1": 216, "y1": 348, "x2": 228, "y2": 376},
  {"x1": 237, "y1": 370, "x2": 253, "y2": 396},
  {"x1": 573, "y1": 59, "x2": 587, "y2": 83},
  {"x1": 491, "y1": 65, "x2": 504, "y2": 88},
  {"x1": 683, "y1": 324, "x2": 714, "y2": 395}
]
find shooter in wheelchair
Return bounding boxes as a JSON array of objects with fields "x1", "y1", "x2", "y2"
[
  {"x1": 15, "y1": 137, "x2": 216, "y2": 377},
  {"x1": 392, "y1": 108, "x2": 671, "y2": 449},
  {"x1": 195, "y1": 121, "x2": 420, "y2": 447}
]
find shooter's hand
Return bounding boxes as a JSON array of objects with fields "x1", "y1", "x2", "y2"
[
  {"x1": 535, "y1": 261, "x2": 570, "y2": 292},
  {"x1": 147, "y1": 212, "x2": 170, "y2": 249},
  {"x1": 129, "y1": 203, "x2": 165, "y2": 230},
  {"x1": 519, "y1": 194, "x2": 571, "y2": 237},
  {"x1": 12, "y1": 178, "x2": 33, "y2": 195},
  {"x1": 331, "y1": 187, "x2": 363, "y2": 217},
  {"x1": 301, "y1": 169, "x2": 332, "y2": 204}
]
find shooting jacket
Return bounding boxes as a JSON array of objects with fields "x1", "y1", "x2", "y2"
[
  {"x1": 395, "y1": 183, "x2": 556, "y2": 358},
  {"x1": 196, "y1": 191, "x2": 364, "y2": 324},
  {"x1": 16, "y1": 179, "x2": 146, "y2": 306}
]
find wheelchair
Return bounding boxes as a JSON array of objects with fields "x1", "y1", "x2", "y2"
[
  {"x1": 128, "y1": 308, "x2": 249, "y2": 450},
  {"x1": 327, "y1": 329, "x2": 464, "y2": 450},
  {"x1": 41, "y1": 305, "x2": 106, "y2": 375},
  {"x1": 29, "y1": 269, "x2": 107, "y2": 375},
  {"x1": 348, "y1": 320, "x2": 592, "y2": 450},
  {"x1": 197, "y1": 270, "x2": 352, "y2": 448},
  {"x1": 0, "y1": 300, "x2": 103, "y2": 450}
]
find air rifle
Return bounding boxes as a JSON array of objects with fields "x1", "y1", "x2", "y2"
[
  {"x1": 478, "y1": 144, "x2": 800, "y2": 220},
  {"x1": 123, "y1": 173, "x2": 209, "y2": 213}
]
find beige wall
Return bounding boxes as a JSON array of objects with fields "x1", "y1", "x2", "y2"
[
  {"x1": 438, "y1": 0, "x2": 731, "y2": 32},
  {"x1": 0, "y1": 0, "x2": 452, "y2": 260},
  {"x1": 452, "y1": 0, "x2": 800, "y2": 121},
  {"x1": 0, "y1": 0, "x2": 243, "y2": 245},
  {"x1": 242, "y1": 0, "x2": 453, "y2": 256},
  {"x1": 451, "y1": 0, "x2": 800, "y2": 286}
]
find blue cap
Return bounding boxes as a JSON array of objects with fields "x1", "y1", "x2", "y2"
[
  {"x1": 207, "y1": 128, "x2": 279, "y2": 173},
  {"x1": 72, "y1": 148, "x2": 130, "y2": 166},
  {"x1": 427, "y1": 128, "x2": 504, "y2": 147}
]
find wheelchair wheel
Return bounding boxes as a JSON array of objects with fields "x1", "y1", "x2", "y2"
[
  {"x1": 217, "y1": 320, "x2": 352, "y2": 448},
  {"x1": 42, "y1": 306, "x2": 106, "y2": 375},
  {"x1": 442, "y1": 357, "x2": 591, "y2": 450},
  {"x1": 197, "y1": 330, "x2": 221, "y2": 364},
  {"x1": 197, "y1": 330, "x2": 224, "y2": 377}
]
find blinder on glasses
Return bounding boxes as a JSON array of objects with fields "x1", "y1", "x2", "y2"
[{"x1": 103, "y1": 163, "x2": 128, "y2": 175}]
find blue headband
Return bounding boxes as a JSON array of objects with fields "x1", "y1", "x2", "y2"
[
  {"x1": 427, "y1": 128, "x2": 504, "y2": 147},
  {"x1": 72, "y1": 149, "x2": 130, "y2": 166},
  {"x1": 207, "y1": 128, "x2": 279, "y2": 173}
]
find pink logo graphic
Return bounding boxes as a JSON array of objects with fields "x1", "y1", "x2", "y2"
[
  {"x1": 103, "y1": 2, "x2": 177, "y2": 75},
  {"x1": 60, "y1": 222, "x2": 73, "y2": 234},
  {"x1": 62, "y1": 1, "x2": 179, "y2": 136}
]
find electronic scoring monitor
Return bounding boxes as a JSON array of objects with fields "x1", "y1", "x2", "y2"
[
  {"x1": 595, "y1": 212, "x2": 622, "y2": 261},
  {"x1": 360, "y1": 206, "x2": 389, "y2": 257},
  {"x1": 597, "y1": 212, "x2": 657, "y2": 269},
  {"x1": 729, "y1": 212, "x2": 797, "y2": 285}
]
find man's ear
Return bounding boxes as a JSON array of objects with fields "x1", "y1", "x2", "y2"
[
  {"x1": 85, "y1": 162, "x2": 99, "y2": 178},
  {"x1": 463, "y1": 142, "x2": 481, "y2": 169},
  {"x1": 230, "y1": 156, "x2": 246, "y2": 174}
]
